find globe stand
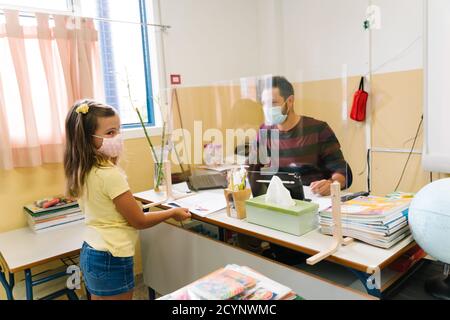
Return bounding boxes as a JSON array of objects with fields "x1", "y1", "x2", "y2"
[{"x1": 425, "y1": 264, "x2": 450, "y2": 300}]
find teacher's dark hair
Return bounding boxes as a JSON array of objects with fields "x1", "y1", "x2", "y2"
[{"x1": 272, "y1": 76, "x2": 294, "y2": 101}]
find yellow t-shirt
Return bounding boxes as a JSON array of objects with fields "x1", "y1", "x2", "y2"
[{"x1": 78, "y1": 164, "x2": 138, "y2": 257}]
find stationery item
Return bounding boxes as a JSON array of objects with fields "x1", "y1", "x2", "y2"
[
  {"x1": 340, "y1": 191, "x2": 370, "y2": 202},
  {"x1": 24, "y1": 196, "x2": 84, "y2": 233},
  {"x1": 168, "y1": 192, "x2": 226, "y2": 217},
  {"x1": 320, "y1": 225, "x2": 411, "y2": 249},
  {"x1": 320, "y1": 196, "x2": 411, "y2": 219},
  {"x1": 224, "y1": 188, "x2": 252, "y2": 219},
  {"x1": 226, "y1": 265, "x2": 292, "y2": 300},
  {"x1": 389, "y1": 245, "x2": 426, "y2": 272},
  {"x1": 158, "y1": 265, "x2": 297, "y2": 300},
  {"x1": 303, "y1": 186, "x2": 332, "y2": 211},
  {"x1": 386, "y1": 191, "x2": 415, "y2": 199},
  {"x1": 318, "y1": 195, "x2": 412, "y2": 248},
  {"x1": 227, "y1": 166, "x2": 248, "y2": 191},
  {"x1": 27, "y1": 213, "x2": 85, "y2": 233},
  {"x1": 189, "y1": 267, "x2": 257, "y2": 300},
  {"x1": 25, "y1": 197, "x2": 78, "y2": 215}
]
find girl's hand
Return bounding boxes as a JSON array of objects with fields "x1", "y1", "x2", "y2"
[{"x1": 170, "y1": 207, "x2": 191, "y2": 221}]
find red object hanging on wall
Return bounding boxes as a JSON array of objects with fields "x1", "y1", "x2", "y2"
[{"x1": 350, "y1": 77, "x2": 368, "y2": 122}]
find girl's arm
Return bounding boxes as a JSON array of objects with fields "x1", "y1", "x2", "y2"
[{"x1": 113, "y1": 191, "x2": 191, "y2": 230}]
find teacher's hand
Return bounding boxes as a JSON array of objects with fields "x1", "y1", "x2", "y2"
[{"x1": 310, "y1": 179, "x2": 333, "y2": 196}]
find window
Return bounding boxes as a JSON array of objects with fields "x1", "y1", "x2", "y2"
[
  {"x1": 77, "y1": 0, "x2": 156, "y2": 127},
  {"x1": 0, "y1": 0, "x2": 157, "y2": 127},
  {"x1": 78, "y1": 0, "x2": 156, "y2": 127}
]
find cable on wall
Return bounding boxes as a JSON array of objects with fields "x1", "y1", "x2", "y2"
[{"x1": 394, "y1": 115, "x2": 424, "y2": 191}]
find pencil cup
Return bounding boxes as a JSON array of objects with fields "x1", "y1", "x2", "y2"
[{"x1": 224, "y1": 188, "x2": 252, "y2": 219}]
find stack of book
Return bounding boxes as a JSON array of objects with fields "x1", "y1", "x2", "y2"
[
  {"x1": 159, "y1": 264, "x2": 300, "y2": 300},
  {"x1": 24, "y1": 196, "x2": 84, "y2": 233},
  {"x1": 318, "y1": 195, "x2": 412, "y2": 249}
]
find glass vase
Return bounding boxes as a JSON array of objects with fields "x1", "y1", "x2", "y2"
[{"x1": 152, "y1": 146, "x2": 170, "y2": 193}]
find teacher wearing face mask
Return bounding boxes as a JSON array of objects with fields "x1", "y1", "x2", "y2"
[
  {"x1": 249, "y1": 76, "x2": 352, "y2": 197},
  {"x1": 240, "y1": 76, "x2": 353, "y2": 263}
]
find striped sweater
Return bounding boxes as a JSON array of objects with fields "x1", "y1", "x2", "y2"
[{"x1": 249, "y1": 116, "x2": 351, "y2": 187}]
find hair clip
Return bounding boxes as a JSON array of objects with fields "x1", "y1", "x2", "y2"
[{"x1": 75, "y1": 103, "x2": 89, "y2": 114}]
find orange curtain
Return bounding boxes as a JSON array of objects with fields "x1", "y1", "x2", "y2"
[{"x1": 0, "y1": 10, "x2": 104, "y2": 169}]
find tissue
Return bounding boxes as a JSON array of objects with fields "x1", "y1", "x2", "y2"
[{"x1": 265, "y1": 176, "x2": 296, "y2": 207}]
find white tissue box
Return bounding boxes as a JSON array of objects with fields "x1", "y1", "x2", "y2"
[{"x1": 245, "y1": 195, "x2": 319, "y2": 236}]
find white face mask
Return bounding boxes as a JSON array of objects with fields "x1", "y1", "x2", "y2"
[
  {"x1": 92, "y1": 134, "x2": 124, "y2": 158},
  {"x1": 263, "y1": 101, "x2": 288, "y2": 125}
]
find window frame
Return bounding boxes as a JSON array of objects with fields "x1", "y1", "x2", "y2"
[{"x1": 96, "y1": 0, "x2": 156, "y2": 129}]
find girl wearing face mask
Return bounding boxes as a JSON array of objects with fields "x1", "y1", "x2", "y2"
[{"x1": 64, "y1": 100, "x2": 191, "y2": 300}]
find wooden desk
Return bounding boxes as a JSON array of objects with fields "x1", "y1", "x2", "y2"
[
  {"x1": 0, "y1": 223, "x2": 85, "y2": 300},
  {"x1": 135, "y1": 184, "x2": 419, "y2": 298}
]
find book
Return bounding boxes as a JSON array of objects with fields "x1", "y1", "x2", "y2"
[
  {"x1": 27, "y1": 211, "x2": 84, "y2": 228},
  {"x1": 226, "y1": 265, "x2": 291, "y2": 300},
  {"x1": 389, "y1": 245, "x2": 426, "y2": 272},
  {"x1": 24, "y1": 201, "x2": 79, "y2": 216},
  {"x1": 27, "y1": 213, "x2": 84, "y2": 230},
  {"x1": 31, "y1": 218, "x2": 85, "y2": 233},
  {"x1": 159, "y1": 265, "x2": 295, "y2": 300},
  {"x1": 320, "y1": 225, "x2": 411, "y2": 248},
  {"x1": 189, "y1": 267, "x2": 257, "y2": 300},
  {"x1": 25, "y1": 206, "x2": 82, "y2": 220},
  {"x1": 320, "y1": 195, "x2": 410, "y2": 213},
  {"x1": 319, "y1": 215, "x2": 408, "y2": 236},
  {"x1": 318, "y1": 195, "x2": 412, "y2": 249}
]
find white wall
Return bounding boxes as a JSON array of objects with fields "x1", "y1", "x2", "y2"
[
  {"x1": 281, "y1": 0, "x2": 424, "y2": 82},
  {"x1": 371, "y1": 0, "x2": 423, "y2": 75},
  {"x1": 255, "y1": 0, "x2": 285, "y2": 76},
  {"x1": 154, "y1": 0, "x2": 262, "y2": 87},
  {"x1": 281, "y1": 0, "x2": 370, "y2": 83},
  {"x1": 150, "y1": 0, "x2": 424, "y2": 87},
  {"x1": 423, "y1": 0, "x2": 450, "y2": 173},
  {"x1": 155, "y1": 0, "x2": 372, "y2": 86}
]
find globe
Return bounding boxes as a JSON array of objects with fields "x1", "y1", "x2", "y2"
[
  {"x1": 409, "y1": 178, "x2": 450, "y2": 263},
  {"x1": 409, "y1": 178, "x2": 450, "y2": 299}
]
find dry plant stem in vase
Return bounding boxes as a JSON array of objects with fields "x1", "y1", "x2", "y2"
[
  {"x1": 135, "y1": 107, "x2": 167, "y2": 192},
  {"x1": 125, "y1": 69, "x2": 168, "y2": 192}
]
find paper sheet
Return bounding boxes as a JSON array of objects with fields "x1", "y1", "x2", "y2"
[
  {"x1": 303, "y1": 186, "x2": 332, "y2": 211},
  {"x1": 168, "y1": 192, "x2": 227, "y2": 217}
]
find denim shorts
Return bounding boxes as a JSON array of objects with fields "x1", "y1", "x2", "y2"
[{"x1": 80, "y1": 242, "x2": 135, "y2": 296}]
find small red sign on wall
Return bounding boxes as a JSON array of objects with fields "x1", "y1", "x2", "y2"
[{"x1": 170, "y1": 74, "x2": 181, "y2": 85}]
